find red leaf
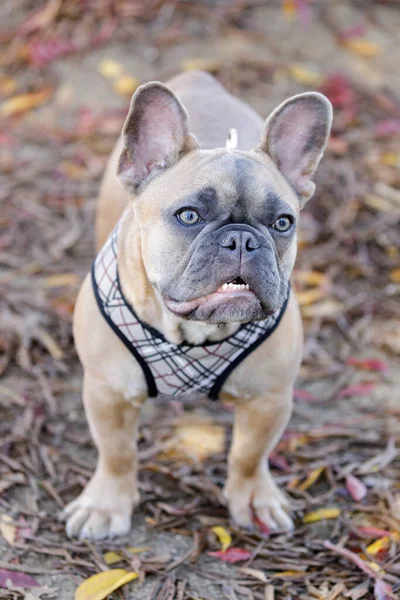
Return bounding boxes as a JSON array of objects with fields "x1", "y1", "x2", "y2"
[
  {"x1": 357, "y1": 527, "x2": 392, "y2": 538},
  {"x1": 27, "y1": 38, "x2": 74, "y2": 67},
  {"x1": 338, "y1": 24, "x2": 366, "y2": 41},
  {"x1": 294, "y1": 388, "x2": 319, "y2": 402},
  {"x1": 346, "y1": 357, "x2": 388, "y2": 373},
  {"x1": 208, "y1": 547, "x2": 252, "y2": 563},
  {"x1": 338, "y1": 382, "x2": 376, "y2": 398},
  {"x1": 375, "y1": 118, "x2": 400, "y2": 137},
  {"x1": 0, "y1": 569, "x2": 39, "y2": 587},
  {"x1": 319, "y1": 74, "x2": 355, "y2": 110},
  {"x1": 294, "y1": 0, "x2": 311, "y2": 27},
  {"x1": 345, "y1": 474, "x2": 367, "y2": 501}
]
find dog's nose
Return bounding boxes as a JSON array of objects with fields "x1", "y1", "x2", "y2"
[{"x1": 218, "y1": 230, "x2": 260, "y2": 253}]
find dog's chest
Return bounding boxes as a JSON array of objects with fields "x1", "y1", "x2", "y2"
[{"x1": 92, "y1": 228, "x2": 288, "y2": 401}]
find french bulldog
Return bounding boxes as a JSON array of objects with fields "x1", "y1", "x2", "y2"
[{"x1": 63, "y1": 71, "x2": 332, "y2": 540}]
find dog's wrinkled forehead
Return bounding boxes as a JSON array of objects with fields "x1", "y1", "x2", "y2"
[{"x1": 184, "y1": 151, "x2": 298, "y2": 217}]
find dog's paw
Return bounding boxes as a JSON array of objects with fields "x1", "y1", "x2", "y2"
[
  {"x1": 62, "y1": 501, "x2": 133, "y2": 540},
  {"x1": 61, "y1": 472, "x2": 139, "y2": 540},
  {"x1": 224, "y1": 472, "x2": 294, "y2": 533}
]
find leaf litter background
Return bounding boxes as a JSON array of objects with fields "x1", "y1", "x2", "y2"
[{"x1": 0, "y1": 1, "x2": 400, "y2": 599}]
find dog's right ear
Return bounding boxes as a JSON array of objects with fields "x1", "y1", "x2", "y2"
[{"x1": 116, "y1": 82, "x2": 199, "y2": 194}]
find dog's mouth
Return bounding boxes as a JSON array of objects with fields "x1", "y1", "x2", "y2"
[
  {"x1": 163, "y1": 276, "x2": 258, "y2": 318},
  {"x1": 215, "y1": 276, "x2": 251, "y2": 292}
]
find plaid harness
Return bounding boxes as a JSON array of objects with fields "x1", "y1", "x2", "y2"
[{"x1": 92, "y1": 227, "x2": 289, "y2": 400}]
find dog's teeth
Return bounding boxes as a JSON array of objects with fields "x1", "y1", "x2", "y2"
[
  {"x1": 245, "y1": 284, "x2": 249, "y2": 290},
  {"x1": 222, "y1": 283, "x2": 228, "y2": 290}
]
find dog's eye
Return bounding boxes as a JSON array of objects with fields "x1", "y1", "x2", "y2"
[
  {"x1": 271, "y1": 215, "x2": 293, "y2": 233},
  {"x1": 176, "y1": 208, "x2": 202, "y2": 226}
]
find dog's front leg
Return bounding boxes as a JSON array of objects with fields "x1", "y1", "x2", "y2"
[
  {"x1": 63, "y1": 372, "x2": 142, "y2": 540},
  {"x1": 224, "y1": 387, "x2": 293, "y2": 532}
]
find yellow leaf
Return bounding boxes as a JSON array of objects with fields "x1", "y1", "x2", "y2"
[
  {"x1": 296, "y1": 288, "x2": 326, "y2": 306},
  {"x1": 380, "y1": 152, "x2": 399, "y2": 167},
  {"x1": 98, "y1": 59, "x2": 124, "y2": 79},
  {"x1": 75, "y1": 569, "x2": 138, "y2": 600},
  {"x1": 167, "y1": 419, "x2": 225, "y2": 462},
  {"x1": 127, "y1": 546, "x2": 149, "y2": 554},
  {"x1": 390, "y1": 269, "x2": 400, "y2": 283},
  {"x1": 211, "y1": 526, "x2": 231, "y2": 552},
  {"x1": 181, "y1": 59, "x2": 220, "y2": 73},
  {"x1": 103, "y1": 547, "x2": 149, "y2": 565},
  {"x1": 303, "y1": 508, "x2": 341, "y2": 523},
  {"x1": 0, "y1": 75, "x2": 17, "y2": 96},
  {"x1": 282, "y1": 0, "x2": 296, "y2": 19},
  {"x1": 293, "y1": 271, "x2": 328, "y2": 287},
  {"x1": 302, "y1": 299, "x2": 343, "y2": 319},
  {"x1": 298, "y1": 466, "x2": 325, "y2": 492},
  {"x1": 113, "y1": 75, "x2": 140, "y2": 97},
  {"x1": 364, "y1": 194, "x2": 400, "y2": 215},
  {"x1": 288, "y1": 65, "x2": 323, "y2": 86},
  {"x1": 367, "y1": 561, "x2": 385, "y2": 576},
  {"x1": 103, "y1": 552, "x2": 123, "y2": 566},
  {"x1": 0, "y1": 514, "x2": 16, "y2": 545},
  {"x1": 366, "y1": 536, "x2": 390, "y2": 556},
  {"x1": 342, "y1": 39, "x2": 381, "y2": 57},
  {"x1": 0, "y1": 88, "x2": 53, "y2": 117},
  {"x1": 43, "y1": 273, "x2": 81, "y2": 288}
]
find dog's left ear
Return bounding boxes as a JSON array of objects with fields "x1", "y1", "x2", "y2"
[
  {"x1": 117, "y1": 82, "x2": 199, "y2": 193},
  {"x1": 258, "y1": 92, "x2": 332, "y2": 207}
]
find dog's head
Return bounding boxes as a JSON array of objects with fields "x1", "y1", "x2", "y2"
[{"x1": 117, "y1": 82, "x2": 332, "y2": 324}]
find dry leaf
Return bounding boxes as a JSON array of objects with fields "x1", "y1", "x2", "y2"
[
  {"x1": 366, "y1": 536, "x2": 390, "y2": 556},
  {"x1": 239, "y1": 567, "x2": 268, "y2": 582},
  {"x1": 274, "y1": 570, "x2": 307, "y2": 578},
  {"x1": 342, "y1": 39, "x2": 382, "y2": 57},
  {"x1": 338, "y1": 382, "x2": 376, "y2": 398},
  {"x1": 357, "y1": 526, "x2": 393, "y2": 538},
  {"x1": 182, "y1": 59, "x2": 220, "y2": 73},
  {"x1": 0, "y1": 75, "x2": 17, "y2": 96},
  {"x1": 345, "y1": 474, "x2": 367, "y2": 501},
  {"x1": 288, "y1": 65, "x2": 322, "y2": 86},
  {"x1": 346, "y1": 357, "x2": 388, "y2": 373},
  {"x1": 74, "y1": 569, "x2": 138, "y2": 600},
  {"x1": 298, "y1": 466, "x2": 325, "y2": 492},
  {"x1": 0, "y1": 569, "x2": 39, "y2": 587},
  {"x1": 168, "y1": 419, "x2": 225, "y2": 462},
  {"x1": 296, "y1": 288, "x2": 326, "y2": 306},
  {"x1": 208, "y1": 547, "x2": 252, "y2": 563},
  {"x1": 0, "y1": 514, "x2": 16, "y2": 545},
  {"x1": 210, "y1": 526, "x2": 231, "y2": 552},
  {"x1": 20, "y1": 0, "x2": 61, "y2": 34},
  {"x1": 390, "y1": 269, "x2": 400, "y2": 283},
  {"x1": 113, "y1": 75, "x2": 139, "y2": 97},
  {"x1": 98, "y1": 59, "x2": 124, "y2": 79},
  {"x1": 303, "y1": 508, "x2": 341, "y2": 523},
  {"x1": 301, "y1": 299, "x2": 343, "y2": 319},
  {"x1": 42, "y1": 273, "x2": 81, "y2": 288},
  {"x1": 380, "y1": 152, "x2": 399, "y2": 167},
  {"x1": 0, "y1": 89, "x2": 53, "y2": 117},
  {"x1": 282, "y1": 0, "x2": 296, "y2": 19},
  {"x1": 103, "y1": 547, "x2": 149, "y2": 566},
  {"x1": 293, "y1": 270, "x2": 328, "y2": 287}
]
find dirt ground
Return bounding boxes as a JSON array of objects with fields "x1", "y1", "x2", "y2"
[{"x1": 0, "y1": 1, "x2": 400, "y2": 599}]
